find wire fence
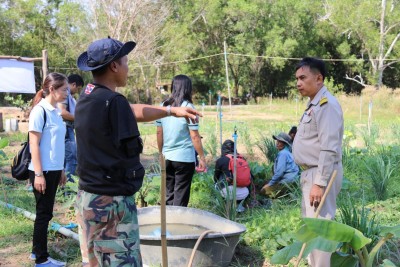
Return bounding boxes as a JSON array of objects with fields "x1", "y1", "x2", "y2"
[{"x1": 33, "y1": 52, "x2": 400, "y2": 71}]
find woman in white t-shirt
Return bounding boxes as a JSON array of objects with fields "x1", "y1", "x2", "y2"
[
  {"x1": 156, "y1": 75, "x2": 207, "y2": 207},
  {"x1": 28, "y1": 73, "x2": 68, "y2": 267}
]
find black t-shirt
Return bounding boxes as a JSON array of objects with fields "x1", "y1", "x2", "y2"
[
  {"x1": 214, "y1": 155, "x2": 232, "y2": 183},
  {"x1": 75, "y1": 84, "x2": 144, "y2": 196}
]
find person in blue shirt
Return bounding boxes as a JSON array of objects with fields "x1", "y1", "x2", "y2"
[
  {"x1": 57, "y1": 74, "x2": 84, "y2": 182},
  {"x1": 261, "y1": 132, "x2": 299, "y2": 197},
  {"x1": 28, "y1": 73, "x2": 68, "y2": 267},
  {"x1": 156, "y1": 74, "x2": 206, "y2": 207}
]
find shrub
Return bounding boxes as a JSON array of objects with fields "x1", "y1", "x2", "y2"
[
  {"x1": 204, "y1": 132, "x2": 218, "y2": 158},
  {"x1": 240, "y1": 127, "x2": 254, "y2": 158},
  {"x1": 338, "y1": 200, "x2": 381, "y2": 250},
  {"x1": 364, "y1": 155, "x2": 395, "y2": 201},
  {"x1": 256, "y1": 134, "x2": 277, "y2": 164}
]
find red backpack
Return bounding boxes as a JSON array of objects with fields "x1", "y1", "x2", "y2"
[{"x1": 225, "y1": 154, "x2": 251, "y2": 187}]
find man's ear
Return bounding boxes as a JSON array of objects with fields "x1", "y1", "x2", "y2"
[
  {"x1": 316, "y1": 73, "x2": 324, "y2": 84},
  {"x1": 109, "y1": 61, "x2": 118, "y2": 73}
]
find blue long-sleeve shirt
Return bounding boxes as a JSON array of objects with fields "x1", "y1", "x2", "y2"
[{"x1": 268, "y1": 147, "x2": 299, "y2": 186}]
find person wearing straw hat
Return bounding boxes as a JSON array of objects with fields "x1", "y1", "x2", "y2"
[
  {"x1": 260, "y1": 132, "x2": 299, "y2": 197},
  {"x1": 74, "y1": 37, "x2": 201, "y2": 267},
  {"x1": 293, "y1": 57, "x2": 343, "y2": 267}
]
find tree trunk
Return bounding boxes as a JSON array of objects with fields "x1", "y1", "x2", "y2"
[
  {"x1": 146, "y1": 88, "x2": 152, "y2": 104},
  {"x1": 376, "y1": 0, "x2": 387, "y2": 89}
]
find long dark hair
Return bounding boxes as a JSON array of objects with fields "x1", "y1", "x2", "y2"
[{"x1": 163, "y1": 74, "x2": 193, "y2": 107}]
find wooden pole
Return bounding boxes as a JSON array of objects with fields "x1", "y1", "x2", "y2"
[
  {"x1": 201, "y1": 103, "x2": 204, "y2": 126},
  {"x1": 368, "y1": 99, "x2": 373, "y2": 136},
  {"x1": 269, "y1": 93, "x2": 273, "y2": 110},
  {"x1": 0, "y1": 55, "x2": 43, "y2": 62},
  {"x1": 218, "y1": 94, "x2": 223, "y2": 149},
  {"x1": 294, "y1": 170, "x2": 338, "y2": 267},
  {"x1": 42, "y1": 50, "x2": 48, "y2": 82},
  {"x1": 160, "y1": 154, "x2": 168, "y2": 267},
  {"x1": 0, "y1": 112, "x2": 3, "y2": 132},
  {"x1": 223, "y1": 41, "x2": 232, "y2": 117}
]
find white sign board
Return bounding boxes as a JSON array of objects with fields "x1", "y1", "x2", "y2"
[{"x1": 0, "y1": 59, "x2": 36, "y2": 93}]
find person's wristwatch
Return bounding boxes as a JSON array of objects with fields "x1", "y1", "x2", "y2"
[
  {"x1": 166, "y1": 105, "x2": 171, "y2": 116},
  {"x1": 35, "y1": 172, "x2": 43, "y2": 177}
]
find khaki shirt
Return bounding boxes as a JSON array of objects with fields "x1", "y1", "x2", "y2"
[{"x1": 293, "y1": 86, "x2": 343, "y2": 186}]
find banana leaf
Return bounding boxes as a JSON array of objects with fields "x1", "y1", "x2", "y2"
[
  {"x1": 301, "y1": 218, "x2": 371, "y2": 250},
  {"x1": 380, "y1": 259, "x2": 397, "y2": 267},
  {"x1": 270, "y1": 241, "x2": 302, "y2": 264},
  {"x1": 331, "y1": 251, "x2": 358, "y2": 267},
  {"x1": 380, "y1": 225, "x2": 400, "y2": 237}
]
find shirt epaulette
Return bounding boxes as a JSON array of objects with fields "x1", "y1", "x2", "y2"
[{"x1": 319, "y1": 97, "x2": 328, "y2": 106}]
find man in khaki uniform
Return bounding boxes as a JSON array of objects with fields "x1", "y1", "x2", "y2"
[{"x1": 292, "y1": 57, "x2": 343, "y2": 267}]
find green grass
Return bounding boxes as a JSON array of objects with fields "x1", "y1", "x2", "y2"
[
  {"x1": 0, "y1": 207, "x2": 32, "y2": 241},
  {"x1": 1, "y1": 93, "x2": 400, "y2": 266}
]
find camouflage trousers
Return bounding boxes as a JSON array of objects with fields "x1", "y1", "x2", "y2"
[{"x1": 75, "y1": 190, "x2": 143, "y2": 267}]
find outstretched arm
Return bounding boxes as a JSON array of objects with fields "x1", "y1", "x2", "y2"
[{"x1": 131, "y1": 104, "x2": 201, "y2": 123}]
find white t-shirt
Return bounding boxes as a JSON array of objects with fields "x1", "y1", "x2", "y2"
[{"x1": 28, "y1": 99, "x2": 66, "y2": 171}]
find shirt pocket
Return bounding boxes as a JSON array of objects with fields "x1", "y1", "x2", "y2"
[
  {"x1": 299, "y1": 113, "x2": 317, "y2": 137},
  {"x1": 298, "y1": 114, "x2": 311, "y2": 137}
]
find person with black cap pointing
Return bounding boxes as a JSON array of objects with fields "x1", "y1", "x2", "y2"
[{"x1": 74, "y1": 37, "x2": 200, "y2": 266}]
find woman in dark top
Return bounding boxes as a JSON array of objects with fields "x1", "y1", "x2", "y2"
[{"x1": 214, "y1": 140, "x2": 249, "y2": 201}]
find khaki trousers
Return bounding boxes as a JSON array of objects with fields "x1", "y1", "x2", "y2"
[{"x1": 300, "y1": 163, "x2": 343, "y2": 267}]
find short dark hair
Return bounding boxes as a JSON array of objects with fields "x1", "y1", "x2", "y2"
[
  {"x1": 221, "y1": 139, "x2": 235, "y2": 156},
  {"x1": 296, "y1": 57, "x2": 326, "y2": 81},
  {"x1": 68, "y1": 74, "x2": 84, "y2": 87},
  {"x1": 91, "y1": 57, "x2": 122, "y2": 77},
  {"x1": 289, "y1": 126, "x2": 297, "y2": 135}
]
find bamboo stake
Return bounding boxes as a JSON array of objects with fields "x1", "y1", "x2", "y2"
[
  {"x1": 223, "y1": 41, "x2": 232, "y2": 118},
  {"x1": 294, "y1": 170, "x2": 338, "y2": 267},
  {"x1": 160, "y1": 154, "x2": 168, "y2": 267},
  {"x1": 42, "y1": 50, "x2": 48, "y2": 82}
]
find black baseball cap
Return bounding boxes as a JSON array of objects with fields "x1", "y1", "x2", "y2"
[{"x1": 77, "y1": 37, "x2": 136, "y2": 71}]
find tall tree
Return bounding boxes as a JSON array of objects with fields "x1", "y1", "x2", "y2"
[
  {"x1": 323, "y1": 0, "x2": 400, "y2": 88},
  {"x1": 83, "y1": 0, "x2": 170, "y2": 103}
]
